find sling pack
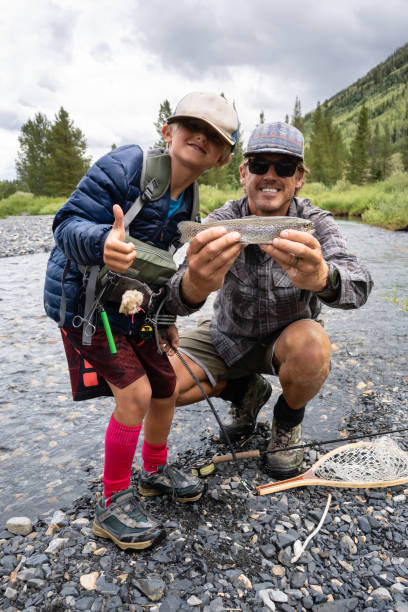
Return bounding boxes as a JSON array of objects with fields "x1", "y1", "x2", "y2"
[{"x1": 58, "y1": 148, "x2": 200, "y2": 345}]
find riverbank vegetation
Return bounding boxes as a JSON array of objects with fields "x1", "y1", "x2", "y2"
[{"x1": 1, "y1": 172, "x2": 407, "y2": 231}]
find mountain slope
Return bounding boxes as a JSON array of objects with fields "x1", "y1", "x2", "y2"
[{"x1": 303, "y1": 42, "x2": 408, "y2": 151}]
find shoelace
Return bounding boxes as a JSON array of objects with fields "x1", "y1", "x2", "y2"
[
  {"x1": 161, "y1": 464, "x2": 180, "y2": 500},
  {"x1": 124, "y1": 493, "x2": 150, "y2": 522}
]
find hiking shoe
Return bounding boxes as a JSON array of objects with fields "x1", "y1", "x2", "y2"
[
  {"x1": 265, "y1": 418, "x2": 304, "y2": 478},
  {"x1": 220, "y1": 374, "x2": 272, "y2": 442},
  {"x1": 92, "y1": 488, "x2": 166, "y2": 550},
  {"x1": 138, "y1": 463, "x2": 204, "y2": 502}
]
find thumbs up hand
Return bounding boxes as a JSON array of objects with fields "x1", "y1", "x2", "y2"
[{"x1": 103, "y1": 204, "x2": 136, "y2": 273}]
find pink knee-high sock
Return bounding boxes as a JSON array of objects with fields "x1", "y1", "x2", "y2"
[
  {"x1": 142, "y1": 440, "x2": 168, "y2": 473},
  {"x1": 103, "y1": 414, "x2": 142, "y2": 502}
]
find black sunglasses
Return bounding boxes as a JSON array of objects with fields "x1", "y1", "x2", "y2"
[
  {"x1": 246, "y1": 157, "x2": 298, "y2": 178},
  {"x1": 179, "y1": 119, "x2": 223, "y2": 145}
]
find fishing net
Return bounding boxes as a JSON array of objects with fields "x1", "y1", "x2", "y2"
[{"x1": 315, "y1": 438, "x2": 408, "y2": 482}]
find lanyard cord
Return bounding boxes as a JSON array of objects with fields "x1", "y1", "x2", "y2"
[{"x1": 172, "y1": 348, "x2": 252, "y2": 492}]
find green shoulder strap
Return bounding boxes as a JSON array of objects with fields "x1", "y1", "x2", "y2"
[
  {"x1": 140, "y1": 148, "x2": 171, "y2": 200},
  {"x1": 59, "y1": 147, "x2": 199, "y2": 338}
]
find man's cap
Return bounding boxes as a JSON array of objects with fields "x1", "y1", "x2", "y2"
[
  {"x1": 167, "y1": 92, "x2": 239, "y2": 148},
  {"x1": 244, "y1": 121, "x2": 304, "y2": 160}
]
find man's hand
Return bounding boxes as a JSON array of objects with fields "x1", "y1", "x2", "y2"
[
  {"x1": 158, "y1": 324, "x2": 179, "y2": 355},
  {"x1": 181, "y1": 226, "x2": 243, "y2": 305},
  {"x1": 103, "y1": 204, "x2": 137, "y2": 273},
  {"x1": 260, "y1": 229, "x2": 328, "y2": 292}
]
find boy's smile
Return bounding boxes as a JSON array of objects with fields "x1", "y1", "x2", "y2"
[{"x1": 163, "y1": 120, "x2": 226, "y2": 173}]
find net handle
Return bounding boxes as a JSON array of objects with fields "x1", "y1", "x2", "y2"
[{"x1": 256, "y1": 440, "x2": 408, "y2": 496}]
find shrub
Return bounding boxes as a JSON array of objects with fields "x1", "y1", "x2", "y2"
[
  {"x1": 199, "y1": 184, "x2": 242, "y2": 215},
  {"x1": 0, "y1": 192, "x2": 65, "y2": 218}
]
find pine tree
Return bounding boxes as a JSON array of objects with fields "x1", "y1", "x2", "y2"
[
  {"x1": 322, "y1": 105, "x2": 345, "y2": 185},
  {"x1": 44, "y1": 107, "x2": 90, "y2": 197},
  {"x1": 305, "y1": 103, "x2": 345, "y2": 186},
  {"x1": 198, "y1": 95, "x2": 243, "y2": 190},
  {"x1": 226, "y1": 124, "x2": 244, "y2": 189},
  {"x1": 369, "y1": 123, "x2": 381, "y2": 181},
  {"x1": 347, "y1": 104, "x2": 370, "y2": 184},
  {"x1": 291, "y1": 97, "x2": 305, "y2": 132},
  {"x1": 378, "y1": 124, "x2": 392, "y2": 179},
  {"x1": 154, "y1": 99, "x2": 172, "y2": 148},
  {"x1": 402, "y1": 130, "x2": 408, "y2": 171},
  {"x1": 306, "y1": 102, "x2": 325, "y2": 183},
  {"x1": 0, "y1": 179, "x2": 24, "y2": 200},
  {"x1": 16, "y1": 113, "x2": 51, "y2": 195}
]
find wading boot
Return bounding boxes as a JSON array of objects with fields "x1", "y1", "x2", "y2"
[
  {"x1": 265, "y1": 417, "x2": 304, "y2": 478},
  {"x1": 92, "y1": 488, "x2": 166, "y2": 551},
  {"x1": 138, "y1": 463, "x2": 204, "y2": 502},
  {"x1": 219, "y1": 374, "x2": 272, "y2": 442}
]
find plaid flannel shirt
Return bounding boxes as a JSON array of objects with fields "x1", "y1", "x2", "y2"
[{"x1": 166, "y1": 196, "x2": 373, "y2": 366}]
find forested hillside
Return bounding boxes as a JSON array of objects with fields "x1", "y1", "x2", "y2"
[{"x1": 303, "y1": 42, "x2": 408, "y2": 153}]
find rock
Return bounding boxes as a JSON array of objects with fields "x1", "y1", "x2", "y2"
[
  {"x1": 50, "y1": 510, "x2": 68, "y2": 526},
  {"x1": 258, "y1": 589, "x2": 277, "y2": 610},
  {"x1": 340, "y1": 534, "x2": 357, "y2": 554},
  {"x1": 25, "y1": 553, "x2": 48, "y2": 567},
  {"x1": 372, "y1": 586, "x2": 393, "y2": 600},
  {"x1": 4, "y1": 586, "x2": 18, "y2": 600},
  {"x1": 133, "y1": 577, "x2": 166, "y2": 601},
  {"x1": 187, "y1": 595, "x2": 202, "y2": 606},
  {"x1": 6, "y1": 517, "x2": 33, "y2": 535},
  {"x1": 80, "y1": 571, "x2": 99, "y2": 590},
  {"x1": 357, "y1": 516, "x2": 372, "y2": 534},
  {"x1": 237, "y1": 574, "x2": 253, "y2": 589},
  {"x1": 45, "y1": 537, "x2": 69, "y2": 553},
  {"x1": 45, "y1": 523, "x2": 60, "y2": 536},
  {"x1": 260, "y1": 543, "x2": 277, "y2": 558},
  {"x1": 268, "y1": 589, "x2": 289, "y2": 602}
]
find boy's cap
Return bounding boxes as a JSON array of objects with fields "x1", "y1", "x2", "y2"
[
  {"x1": 244, "y1": 122, "x2": 304, "y2": 160},
  {"x1": 167, "y1": 92, "x2": 239, "y2": 148}
]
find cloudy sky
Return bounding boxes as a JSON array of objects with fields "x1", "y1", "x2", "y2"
[{"x1": 1, "y1": 0, "x2": 407, "y2": 180}]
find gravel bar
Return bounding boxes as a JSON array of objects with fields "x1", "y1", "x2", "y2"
[{"x1": 1, "y1": 215, "x2": 408, "y2": 611}]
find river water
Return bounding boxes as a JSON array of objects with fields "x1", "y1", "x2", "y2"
[{"x1": 0, "y1": 220, "x2": 407, "y2": 522}]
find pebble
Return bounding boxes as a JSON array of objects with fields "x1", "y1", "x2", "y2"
[
  {"x1": 1, "y1": 217, "x2": 408, "y2": 610},
  {"x1": 6, "y1": 517, "x2": 33, "y2": 536}
]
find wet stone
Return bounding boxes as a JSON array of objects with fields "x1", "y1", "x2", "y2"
[{"x1": 1, "y1": 218, "x2": 408, "y2": 610}]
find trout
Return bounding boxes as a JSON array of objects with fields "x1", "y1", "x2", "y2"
[{"x1": 178, "y1": 216, "x2": 314, "y2": 245}]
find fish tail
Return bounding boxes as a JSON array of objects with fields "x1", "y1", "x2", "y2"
[{"x1": 178, "y1": 221, "x2": 200, "y2": 244}]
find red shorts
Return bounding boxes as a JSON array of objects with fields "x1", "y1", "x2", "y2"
[{"x1": 61, "y1": 327, "x2": 176, "y2": 402}]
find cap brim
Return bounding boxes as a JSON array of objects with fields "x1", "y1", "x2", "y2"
[
  {"x1": 167, "y1": 114, "x2": 234, "y2": 146},
  {"x1": 244, "y1": 148, "x2": 303, "y2": 160}
]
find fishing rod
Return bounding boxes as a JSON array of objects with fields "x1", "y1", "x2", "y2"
[
  {"x1": 191, "y1": 426, "x2": 408, "y2": 477},
  {"x1": 171, "y1": 347, "x2": 252, "y2": 492}
]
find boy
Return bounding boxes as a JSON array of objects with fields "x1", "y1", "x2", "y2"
[{"x1": 43, "y1": 92, "x2": 239, "y2": 550}]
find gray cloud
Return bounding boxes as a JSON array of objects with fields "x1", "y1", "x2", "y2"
[
  {"x1": 90, "y1": 42, "x2": 113, "y2": 64},
  {"x1": 131, "y1": 0, "x2": 408, "y2": 110},
  {"x1": 37, "y1": 74, "x2": 58, "y2": 93},
  {"x1": 0, "y1": 111, "x2": 22, "y2": 131},
  {"x1": 46, "y1": 4, "x2": 76, "y2": 62}
]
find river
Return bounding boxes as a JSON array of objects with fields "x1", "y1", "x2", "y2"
[{"x1": 0, "y1": 220, "x2": 407, "y2": 523}]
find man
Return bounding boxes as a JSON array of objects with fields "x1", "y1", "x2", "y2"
[{"x1": 166, "y1": 121, "x2": 373, "y2": 478}]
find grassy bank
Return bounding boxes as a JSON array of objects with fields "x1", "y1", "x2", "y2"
[
  {"x1": 301, "y1": 172, "x2": 408, "y2": 230},
  {"x1": 1, "y1": 173, "x2": 408, "y2": 231},
  {"x1": 0, "y1": 191, "x2": 66, "y2": 218}
]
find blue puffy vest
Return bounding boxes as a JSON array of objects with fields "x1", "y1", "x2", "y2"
[{"x1": 43, "y1": 145, "x2": 200, "y2": 335}]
